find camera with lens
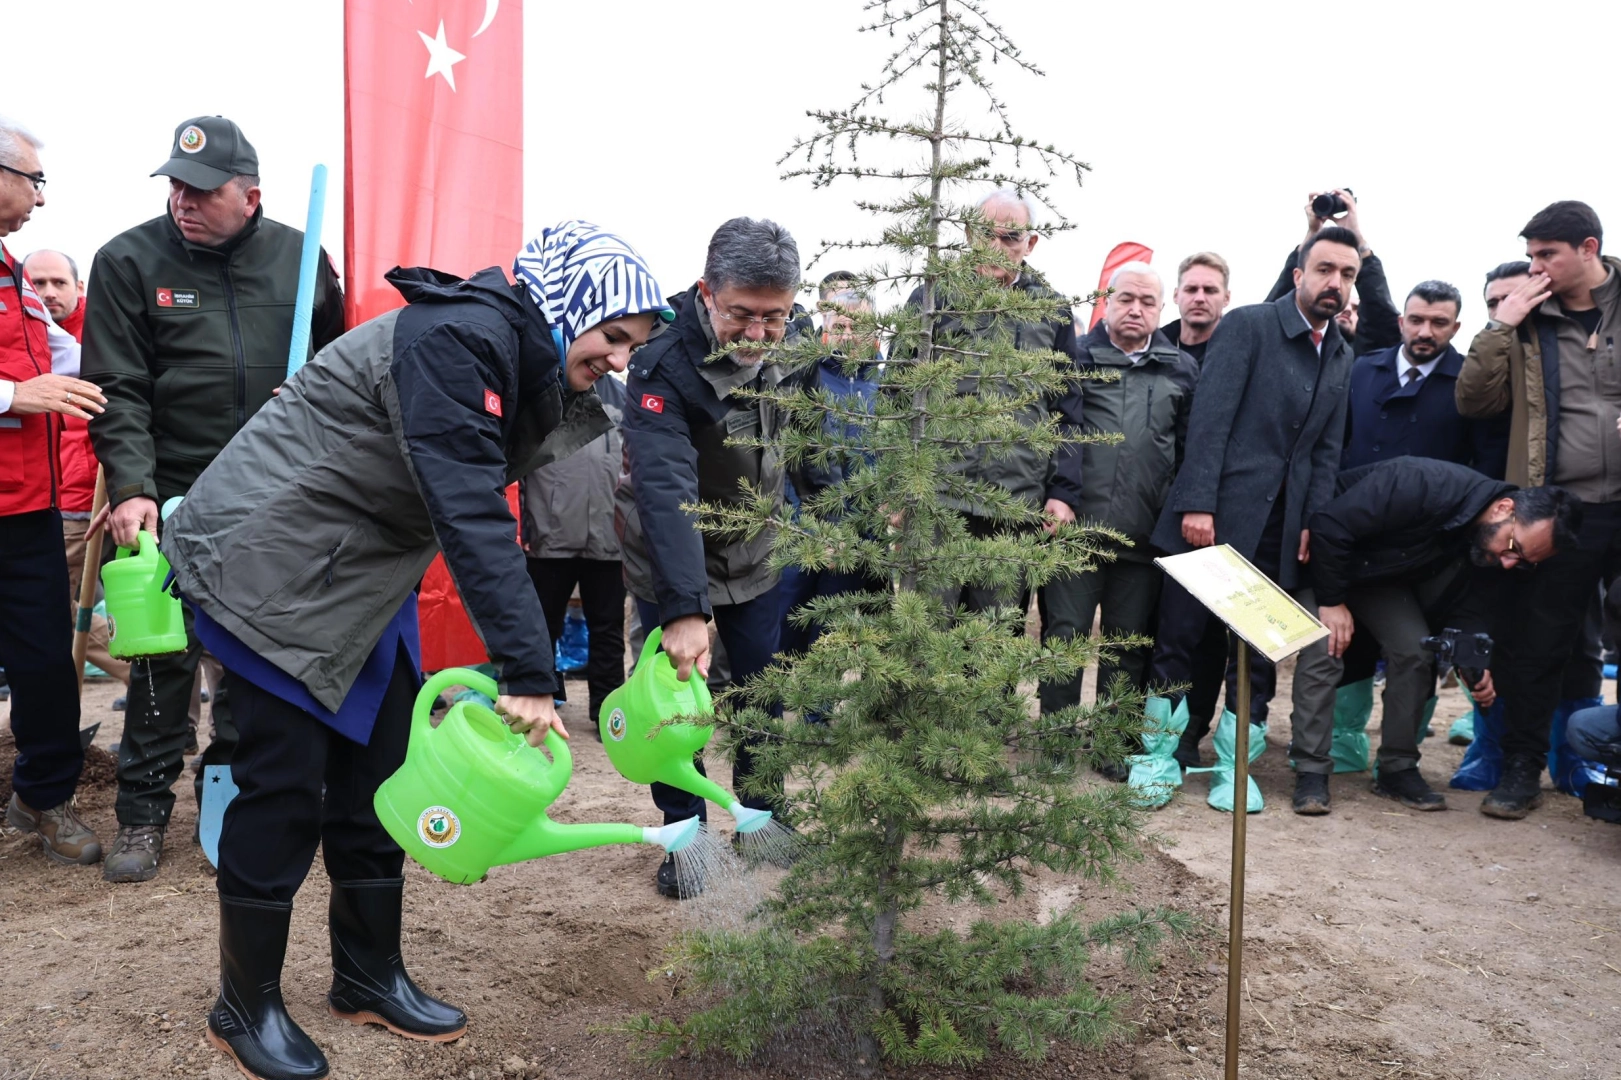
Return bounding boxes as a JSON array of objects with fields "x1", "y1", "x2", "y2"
[
  {"x1": 1420, "y1": 628, "x2": 1493, "y2": 688},
  {"x1": 1312, "y1": 189, "x2": 1354, "y2": 218}
]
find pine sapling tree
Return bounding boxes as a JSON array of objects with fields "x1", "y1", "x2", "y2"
[{"x1": 627, "y1": 0, "x2": 1194, "y2": 1070}]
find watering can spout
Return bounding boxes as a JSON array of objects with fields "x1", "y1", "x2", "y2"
[{"x1": 496, "y1": 814, "x2": 703, "y2": 865}]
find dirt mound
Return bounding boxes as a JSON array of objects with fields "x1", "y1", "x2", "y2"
[{"x1": 0, "y1": 732, "x2": 117, "y2": 807}]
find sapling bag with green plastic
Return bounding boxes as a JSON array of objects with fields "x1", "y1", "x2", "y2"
[
  {"x1": 1188, "y1": 709, "x2": 1265, "y2": 813},
  {"x1": 1127, "y1": 696, "x2": 1189, "y2": 809}
]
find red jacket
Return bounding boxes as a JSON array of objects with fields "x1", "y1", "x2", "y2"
[
  {"x1": 53, "y1": 298, "x2": 98, "y2": 512},
  {"x1": 0, "y1": 245, "x2": 59, "y2": 517}
]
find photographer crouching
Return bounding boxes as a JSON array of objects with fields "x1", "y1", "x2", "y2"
[{"x1": 1303, "y1": 456, "x2": 1581, "y2": 810}]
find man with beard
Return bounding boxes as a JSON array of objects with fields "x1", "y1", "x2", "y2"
[
  {"x1": 1307, "y1": 457, "x2": 1578, "y2": 808},
  {"x1": 1150, "y1": 226, "x2": 1359, "y2": 814},
  {"x1": 1343, "y1": 280, "x2": 1509, "y2": 476},
  {"x1": 1161, "y1": 252, "x2": 1231, "y2": 366},
  {"x1": 1266, "y1": 190, "x2": 1400, "y2": 356},
  {"x1": 1457, "y1": 201, "x2": 1621, "y2": 819}
]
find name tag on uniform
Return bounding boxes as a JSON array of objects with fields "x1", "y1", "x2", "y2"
[
  {"x1": 156, "y1": 288, "x2": 200, "y2": 308},
  {"x1": 725, "y1": 409, "x2": 761, "y2": 436}
]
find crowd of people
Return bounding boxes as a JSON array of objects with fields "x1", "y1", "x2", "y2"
[{"x1": 3, "y1": 108, "x2": 1620, "y2": 1080}]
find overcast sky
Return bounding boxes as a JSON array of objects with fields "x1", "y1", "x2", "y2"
[{"x1": 10, "y1": 0, "x2": 1619, "y2": 330}]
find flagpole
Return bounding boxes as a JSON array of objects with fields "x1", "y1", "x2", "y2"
[
  {"x1": 1224, "y1": 639, "x2": 1251, "y2": 1080},
  {"x1": 286, "y1": 163, "x2": 329, "y2": 378}
]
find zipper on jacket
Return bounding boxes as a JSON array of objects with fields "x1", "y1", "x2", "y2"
[{"x1": 219, "y1": 265, "x2": 248, "y2": 430}]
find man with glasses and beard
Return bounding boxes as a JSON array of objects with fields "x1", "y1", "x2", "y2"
[
  {"x1": 1150, "y1": 226, "x2": 1359, "y2": 814},
  {"x1": 618, "y1": 216, "x2": 802, "y2": 899},
  {"x1": 1306, "y1": 457, "x2": 1578, "y2": 809}
]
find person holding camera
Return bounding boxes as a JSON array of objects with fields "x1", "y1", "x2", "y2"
[
  {"x1": 1306, "y1": 456, "x2": 1581, "y2": 810},
  {"x1": 1266, "y1": 189, "x2": 1400, "y2": 356},
  {"x1": 1455, "y1": 201, "x2": 1621, "y2": 819}
]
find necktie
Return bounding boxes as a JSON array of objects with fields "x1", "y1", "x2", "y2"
[
  {"x1": 1310, "y1": 329, "x2": 1323, "y2": 349},
  {"x1": 1404, "y1": 368, "x2": 1423, "y2": 387}
]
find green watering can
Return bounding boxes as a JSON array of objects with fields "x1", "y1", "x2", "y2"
[
  {"x1": 598, "y1": 627, "x2": 773, "y2": 834},
  {"x1": 374, "y1": 668, "x2": 701, "y2": 885},
  {"x1": 101, "y1": 530, "x2": 187, "y2": 659}
]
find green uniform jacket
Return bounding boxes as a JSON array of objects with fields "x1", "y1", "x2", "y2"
[
  {"x1": 902, "y1": 267, "x2": 1078, "y2": 517},
  {"x1": 1047, "y1": 324, "x2": 1198, "y2": 559},
  {"x1": 82, "y1": 207, "x2": 344, "y2": 506}
]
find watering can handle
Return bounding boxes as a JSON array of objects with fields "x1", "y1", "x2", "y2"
[
  {"x1": 413, "y1": 668, "x2": 500, "y2": 740},
  {"x1": 637, "y1": 626, "x2": 665, "y2": 674},
  {"x1": 112, "y1": 528, "x2": 160, "y2": 562}
]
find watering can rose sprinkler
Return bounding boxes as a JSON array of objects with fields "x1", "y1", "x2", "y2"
[
  {"x1": 597, "y1": 627, "x2": 775, "y2": 835},
  {"x1": 374, "y1": 669, "x2": 701, "y2": 885}
]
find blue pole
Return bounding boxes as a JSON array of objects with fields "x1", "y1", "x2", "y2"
[{"x1": 286, "y1": 163, "x2": 329, "y2": 378}]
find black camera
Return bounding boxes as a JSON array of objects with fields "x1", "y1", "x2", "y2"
[
  {"x1": 1421, "y1": 628, "x2": 1493, "y2": 688},
  {"x1": 1312, "y1": 190, "x2": 1353, "y2": 218}
]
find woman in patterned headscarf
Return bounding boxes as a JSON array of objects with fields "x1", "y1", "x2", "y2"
[{"x1": 163, "y1": 223, "x2": 670, "y2": 1080}]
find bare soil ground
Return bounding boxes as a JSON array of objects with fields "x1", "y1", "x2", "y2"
[{"x1": 3, "y1": 661, "x2": 1619, "y2": 1079}]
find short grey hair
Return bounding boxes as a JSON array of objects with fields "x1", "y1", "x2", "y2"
[
  {"x1": 702, "y1": 217, "x2": 800, "y2": 293},
  {"x1": 977, "y1": 187, "x2": 1037, "y2": 227},
  {"x1": 1108, "y1": 260, "x2": 1163, "y2": 294},
  {"x1": 0, "y1": 114, "x2": 44, "y2": 168},
  {"x1": 23, "y1": 249, "x2": 79, "y2": 283}
]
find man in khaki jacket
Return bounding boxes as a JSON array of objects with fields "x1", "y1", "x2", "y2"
[{"x1": 1456, "y1": 200, "x2": 1621, "y2": 820}]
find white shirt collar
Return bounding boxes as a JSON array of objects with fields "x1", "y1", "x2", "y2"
[{"x1": 1397, "y1": 348, "x2": 1440, "y2": 384}]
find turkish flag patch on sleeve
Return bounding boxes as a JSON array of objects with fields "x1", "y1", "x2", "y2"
[
  {"x1": 640, "y1": 394, "x2": 665, "y2": 414},
  {"x1": 483, "y1": 389, "x2": 503, "y2": 417}
]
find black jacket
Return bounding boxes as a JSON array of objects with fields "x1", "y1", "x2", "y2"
[
  {"x1": 618, "y1": 284, "x2": 796, "y2": 625},
  {"x1": 1341, "y1": 344, "x2": 1509, "y2": 477},
  {"x1": 165, "y1": 267, "x2": 605, "y2": 708},
  {"x1": 1151, "y1": 293, "x2": 1353, "y2": 589},
  {"x1": 1307, "y1": 456, "x2": 1515, "y2": 607},
  {"x1": 84, "y1": 206, "x2": 345, "y2": 507},
  {"x1": 1159, "y1": 318, "x2": 1212, "y2": 366},
  {"x1": 1266, "y1": 247, "x2": 1399, "y2": 356}
]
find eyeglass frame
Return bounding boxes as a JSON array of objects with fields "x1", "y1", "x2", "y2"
[
  {"x1": 709, "y1": 306, "x2": 794, "y2": 331},
  {"x1": 0, "y1": 163, "x2": 46, "y2": 193}
]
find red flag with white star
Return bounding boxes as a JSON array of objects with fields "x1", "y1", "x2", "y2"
[
  {"x1": 343, "y1": 0, "x2": 522, "y2": 324},
  {"x1": 345, "y1": 0, "x2": 523, "y2": 671}
]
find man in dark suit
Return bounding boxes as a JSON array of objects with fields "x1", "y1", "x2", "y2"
[
  {"x1": 1342, "y1": 280, "x2": 1508, "y2": 478},
  {"x1": 1150, "y1": 226, "x2": 1361, "y2": 815}
]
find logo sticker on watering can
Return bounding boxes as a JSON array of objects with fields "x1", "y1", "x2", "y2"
[
  {"x1": 417, "y1": 806, "x2": 461, "y2": 848},
  {"x1": 607, "y1": 708, "x2": 628, "y2": 741}
]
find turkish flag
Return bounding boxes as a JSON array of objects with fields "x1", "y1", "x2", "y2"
[
  {"x1": 343, "y1": 0, "x2": 523, "y2": 324},
  {"x1": 345, "y1": 0, "x2": 523, "y2": 671},
  {"x1": 1089, "y1": 242, "x2": 1153, "y2": 329}
]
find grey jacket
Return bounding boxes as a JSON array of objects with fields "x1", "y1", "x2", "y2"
[
  {"x1": 521, "y1": 373, "x2": 625, "y2": 561},
  {"x1": 1150, "y1": 292, "x2": 1353, "y2": 589},
  {"x1": 163, "y1": 268, "x2": 609, "y2": 710},
  {"x1": 1048, "y1": 324, "x2": 1198, "y2": 559},
  {"x1": 902, "y1": 267, "x2": 1078, "y2": 516}
]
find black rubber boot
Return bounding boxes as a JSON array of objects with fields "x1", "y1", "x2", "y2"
[
  {"x1": 1480, "y1": 753, "x2": 1545, "y2": 820},
  {"x1": 327, "y1": 878, "x2": 467, "y2": 1042},
  {"x1": 206, "y1": 896, "x2": 329, "y2": 1080}
]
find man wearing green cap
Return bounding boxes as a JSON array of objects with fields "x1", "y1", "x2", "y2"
[{"x1": 83, "y1": 115, "x2": 345, "y2": 883}]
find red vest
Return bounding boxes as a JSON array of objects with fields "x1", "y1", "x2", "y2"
[
  {"x1": 53, "y1": 298, "x2": 97, "y2": 512},
  {"x1": 0, "y1": 246, "x2": 57, "y2": 517}
]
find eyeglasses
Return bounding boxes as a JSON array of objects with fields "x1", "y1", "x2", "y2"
[
  {"x1": 0, "y1": 163, "x2": 46, "y2": 192},
  {"x1": 712, "y1": 308, "x2": 793, "y2": 331},
  {"x1": 1501, "y1": 531, "x2": 1539, "y2": 569}
]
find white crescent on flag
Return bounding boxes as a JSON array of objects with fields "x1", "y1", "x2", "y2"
[{"x1": 473, "y1": 0, "x2": 499, "y2": 37}]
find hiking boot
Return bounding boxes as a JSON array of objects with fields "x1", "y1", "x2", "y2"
[
  {"x1": 103, "y1": 824, "x2": 166, "y2": 883},
  {"x1": 328, "y1": 879, "x2": 466, "y2": 1042},
  {"x1": 6, "y1": 793, "x2": 103, "y2": 865},
  {"x1": 1372, "y1": 768, "x2": 1447, "y2": 811},
  {"x1": 208, "y1": 895, "x2": 329, "y2": 1080},
  {"x1": 1172, "y1": 731, "x2": 1203, "y2": 770},
  {"x1": 655, "y1": 852, "x2": 702, "y2": 899},
  {"x1": 1094, "y1": 759, "x2": 1131, "y2": 783},
  {"x1": 111, "y1": 696, "x2": 125, "y2": 712},
  {"x1": 1480, "y1": 754, "x2": 1545, "y2": 820},
  {"x1": 1292, "y1": 772, "x2": 1332, "y2": 815}
]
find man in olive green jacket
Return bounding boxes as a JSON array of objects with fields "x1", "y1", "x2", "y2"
[
  {"x1": 1455, "y1": 200, "x2": 1621, "y2": 820},
  {"x1": 1039, "y1": 263, "x2": 1196, "y2": 732},
  {"x1": 82, "y1": 116, "x2": 343, "y2": 881}
]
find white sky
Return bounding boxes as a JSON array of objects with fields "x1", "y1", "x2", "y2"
[{"x1": 10, "y1": 0, "x2": 1620, "y2": 330}]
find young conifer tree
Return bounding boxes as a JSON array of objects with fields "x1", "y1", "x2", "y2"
[{"x1": 629, "y1": 0, "x2": 1192, "y2": 1069}]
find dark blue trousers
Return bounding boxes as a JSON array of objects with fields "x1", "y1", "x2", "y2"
[
  {"x1": 637, "y1": 589, "x2": 781, "y2": 824},
  {"x1": 0, "y1": 509, "x2": 82, "y2": 810}
]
